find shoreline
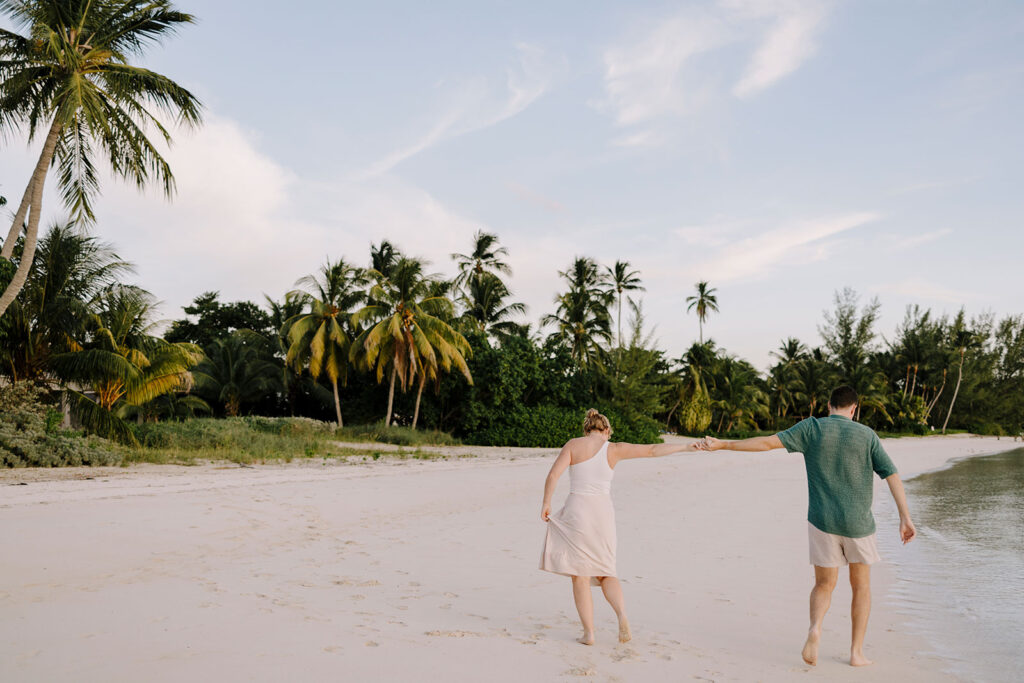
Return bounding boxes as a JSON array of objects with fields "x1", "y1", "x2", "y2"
[{"x1": 1, "y1": 435, "x2": 1019, "y2": 682}]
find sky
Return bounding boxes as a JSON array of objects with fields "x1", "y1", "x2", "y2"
[{"x1": 3, "y1": 0, "x2": 1023, "y2": 369}]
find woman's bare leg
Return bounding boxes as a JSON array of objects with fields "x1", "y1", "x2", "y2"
[
  {"x1": 598, "y1": 577, "x2": 631, "y2": 642},
  {"x1": 571, "y1": 576, "x2": 595, "y2": 645}
]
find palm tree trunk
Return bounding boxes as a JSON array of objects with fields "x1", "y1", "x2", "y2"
[
  {"x1": 902, "y1": 365, "x2": 910, "y2": 399},
  {"x1": 1, "y1": 178, "x2": 34, "y2": 260},
  {"x1": 925, "y1": 369, "x2": 947, "y2": 421},
  {"x1": 0, "y1": 118, "x2": 63, "y2": 317},
  {"x1": 909, "y1": 365, "x2": 918, "y2": 397},
  {"x1": 412, "y1": 373, "x2": 425, "y2": 429},
  {"x1": 699, "y1": 318, "x2": 704, "y2": 345},
  {"x1": 941, "y1": 352, "x2": 965, "y2": 434},
  {"x1": 617, "y1": 291, "x2": 623, "y2": 348},
  {"x1": 332, "y1": 378, "x2": 343, "y2": 428},
  {"x1": 385, "y1": 364, "x2": 397, "y2": 426}
]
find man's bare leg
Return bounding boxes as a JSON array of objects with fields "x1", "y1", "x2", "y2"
[
  {"x1": 802, "y1": 566, "x2": 838, "y2": 665},
  {"x1": 849, "y1": 563, "x2": 873, "y2": 666},
  {"x1": 597, "y1": 577, "x2": 631, "y2": 642},
  {"x1": 571, "y1": 576, "x2": 595, "y2": 645}
]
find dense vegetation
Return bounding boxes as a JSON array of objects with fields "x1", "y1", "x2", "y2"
[{"x1": 2, "y1": 217, "x2": 1022, "y2": 470}]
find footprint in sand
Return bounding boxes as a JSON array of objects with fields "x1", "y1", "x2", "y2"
[
  {"x1": 425, "y1": 630, "x2": 482, "y2": 638},
  {"x1": 439, "y1": 603, "x2": 452, "y2": 610},
  {"x1": 365, "y1": 641, "x2": 379, "y2": 647},
  {"x1": 610, "y1": 646, "x2": 640, "y2": 662},
  {"x1": 443, "y1": 592, "x2": 458, "y2": 598},
  {"x1": 564, "y1": 666, "x2": 597, "y2": 676}
]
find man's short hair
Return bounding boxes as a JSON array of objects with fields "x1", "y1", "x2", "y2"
[{"x1": 829, "y1": 385, "x2": 859, "y2": 409}]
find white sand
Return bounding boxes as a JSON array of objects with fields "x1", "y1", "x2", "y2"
[{"x1": 0, "y1": 434, "x2": 1017, "y2": 682}]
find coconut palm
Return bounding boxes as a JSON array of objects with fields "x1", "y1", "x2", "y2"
[
  {"x1": 542, "y1": 257, "x2": 613, "y2": 366},
  {"x1": 0, "y1": 220, "x2": 132, "y2": 382},
  {"x1": 351, "y1": 257, "x2": 472, "y2": 427},
  {"x1": 686, "y1": 281, "x2": 719, "y2": 344},
  {"x1": 451, "y1": 230, "x2": 511, "y2": 290},
  {"x1": 710, "y1": 357, "x2": 769, "y2": 432},
  {"x1": 606, "y1": 260, "x2": 644, "y2": 347},
  {"x1": 769, "y1": 337, "x2": 807, "y2": 419},
  {"x1": 285, "y1": 259, "x2": 366, "y2": 427},
  {"x1": 193, "y1": 330, "x2": 279, "y2": 417},
  {"x1": 941, "y1": 322, "x2": 979, "y2": 434},
  {"x1": 460, "y1": 272, "x2": 526, "y2": 339},
  {"x1": 0, "y1": 0, "x2": 203, "y2": 317},
  {"x1": 49, "y1": 284, "x2": 202, "y2": 444}
]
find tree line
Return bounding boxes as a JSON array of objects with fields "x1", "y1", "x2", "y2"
[{"x1": 2, "y1": 221, "x2": 1022, "y2": 449}]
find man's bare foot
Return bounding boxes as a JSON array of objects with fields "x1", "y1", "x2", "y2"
[
  {"x1": 850, "y1": 650, "x2": 873, "y2": 667},
  {"x1": 618, "y1": 619, "x2": 632, "y2": 643},
  {"x1": 577, "y1": 631, "x2": 595, "y2": 646},
  {"x1": 801, "y1": 628, "x2": 820, "y2": 666}
]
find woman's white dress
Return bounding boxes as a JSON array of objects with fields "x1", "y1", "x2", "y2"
[{"x1": 539, "y1": 441, "x2": 616, "y2": 584}]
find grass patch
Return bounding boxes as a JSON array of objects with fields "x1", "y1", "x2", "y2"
[
  {"x1": 336, "y1": 422, "x2": 460, "y2": 447},
  {"x1": 126, "y1": 417, "x2": 464, "y2": 465}
]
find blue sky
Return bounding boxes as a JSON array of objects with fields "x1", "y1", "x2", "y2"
[{"x1": 4, "y1": 0, "x2": 1023, "y2": 368}]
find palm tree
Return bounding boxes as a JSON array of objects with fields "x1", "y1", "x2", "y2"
[
  {"x1": 792, "y1": 349, "x2": 833, "y2": 418},
  {"x1": 710, "y1": 357, "x2": 769, "y2": 432},
  {"x1": 285, "y1": 259, "x2": 366, "y2": 427},
  {"x1": 606, "y1": 261, "x2": 644, "y2": 347},
  {"x1": 0, "y1": 1, "x2": 203, "y2": 317},
  {"x1": 686, "y1": 281, "x2": 719, "y2": 344},
  {"x1": 769, "y1": 338, "x2": 807, "y2": 419},
  {"x1": 49, "y1": 284, "x2": 202, "y2": 444},
  {"x1": 351, "y1": 257, "x2": 472, "y2": 427},
  {"x1": 193, "y1": 330, "x2": 279, "y2": 416},
  {"x1": 451, "y1": 230, "x2": 511, "y2": 289},
  {"x1": 0, "y1": 220, "x2": 131, "y2": 382},
  {"x1": 460, "y1": 272, "x2": 526, "y2": 339},
  {"x1": 542, "y1": 257, "x2": 613, "y2": 366},
  {"x1": 941, "y1": 323, "x2": 978, "y2": 434}
]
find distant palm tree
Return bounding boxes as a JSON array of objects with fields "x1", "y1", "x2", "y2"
[
  {"x1": 351, "y1": 258, "x2": 472, "y2": 427},
  {"x1": 451, "y1": 230, "x2": 511, "y2": 289},
  {"x1": 49, "y1": 285, "x2": 202, "y2": 444},
  {"x1": 543, "y1": 257, "x2": 613, "y2": 366},
  {"x1": 606, "y1": 261, "x2": 644, "y2": 348},
  {"x1": 193, "y1": 330, "x2": 279, "y2": 416},
  {"x1": 1, "y1": 220, "x2": 131, "y2": 382},
  {"x1": 0, "y1": 0, "x2": 203, "y2": 316},
  {"x1": 941, "y1": 326, "x2": 978, "y2": 434},
  {"x1": 285, "y1": 259, "x2": 366, "y2": 426},
  {"x1": 686, "y1": 281, "x2": 719, "y2": 344},
  {"x1": 769, "y1": 338, "x2": 808, "y2": 419},
  {"x1": 461, "y1": 273, "x2": 526, "y2": 338}
]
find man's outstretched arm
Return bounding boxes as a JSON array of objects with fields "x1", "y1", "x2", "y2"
[
  {"x1": 701, "y1": 435, "x2": 784, "y2": 452},
  {"x1": 885, "y1": 473, "x2": 917, "y2": 544}
]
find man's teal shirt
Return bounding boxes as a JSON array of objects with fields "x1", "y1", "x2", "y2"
[{"x1": 778, "y1": 415, "x2": 898, "y2": 538}]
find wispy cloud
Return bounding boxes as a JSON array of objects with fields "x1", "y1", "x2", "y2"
[
  {"x1": 888, "y1": 228, "x2": 952, "y2": 251},
  {"x1": 686, "y1": 211, "x2": 880, "y2": 283},
  {"x1": 362, "y1": 43, "x2": 554, "y2": 178},
  {"x1": 727, "y1": 0, "x2": 830, "y2": 98},
  {"x1": 599, "y1": 0, "x2": 832, "y2": 141},
  {"x1": 884, "y1": 278, "x2": 970, "y2": 305}
]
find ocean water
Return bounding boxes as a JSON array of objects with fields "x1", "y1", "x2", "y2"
[{"x1": 877, "y1": 447, "x2": 1024, "y2": 682}]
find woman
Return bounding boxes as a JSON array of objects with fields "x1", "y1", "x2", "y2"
[{"x1": 540, "y1": 409, "x2": 699, "y2": 645}]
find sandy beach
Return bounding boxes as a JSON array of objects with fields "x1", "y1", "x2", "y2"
[{"x1": 0, "y1": 434, "x2": 1016, "y2": 682}]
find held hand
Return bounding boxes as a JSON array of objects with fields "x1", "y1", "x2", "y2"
[
  {"x1": 900, "y1": 517, "x2": 916, "y2": 544},
  {"x1": 541, "y1": 503, "x2": 551, "y2": 522},
  {"x1": 702, "y1": 436, "x2": 725, "y2": 451}
]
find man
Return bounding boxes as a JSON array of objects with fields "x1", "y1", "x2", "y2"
[{"x1": 699, "y1": 385, "x2": 916, "y2": 668}]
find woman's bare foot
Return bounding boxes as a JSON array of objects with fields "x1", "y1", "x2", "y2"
[
  {"x1": 577, "y1": 631, "x2": 595, "y2": 646},
  {"x1": 850, "y1": 650, "x2": 873, "y2": 667},
  {"x1": 618, "y1": 619, "x2": 632, "y2": 643},
  {"x1": 801, "y1": 628, "x2": 820, "y2": 666}
]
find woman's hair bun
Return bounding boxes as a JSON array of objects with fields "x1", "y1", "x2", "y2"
[{"x1": 582, "y1": 408, "x2": 611, "y2": 435}]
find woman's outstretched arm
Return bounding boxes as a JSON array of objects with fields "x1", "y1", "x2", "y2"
[
  {"x1": 542, "y1": 445, "x2": 572, "y2": 521},
  {"x1": 610, "y1": 440, "x2": 700, "y2": 464}
]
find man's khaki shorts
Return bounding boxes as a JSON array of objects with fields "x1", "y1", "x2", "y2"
[{"x1": 808, "y1": 522, "x2": 881, "y2": 567}]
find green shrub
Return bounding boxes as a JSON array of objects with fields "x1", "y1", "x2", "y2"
[
  {"x1": 465, "y1": 405, "x2": 662, "y2": 448},
  {"x1": 0, "y1": 382, "x2": 121, "y2": 467}
]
